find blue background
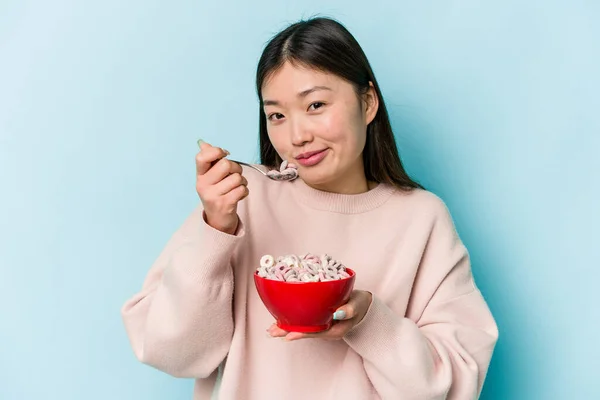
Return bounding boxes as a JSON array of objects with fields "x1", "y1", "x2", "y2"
[{"x1": 1, "y1": 1, "x2": 598, "y2": 399}]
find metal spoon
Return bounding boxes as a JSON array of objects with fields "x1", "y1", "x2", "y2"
[
  {"x1": 197, "y1": 139, "x2": 296, "y2": 181},
  {"x1": 232, "y1": 159, "x2": 298, "y2": 181},
  {"x1": 229, "y1": 159, "x2": 269, "y2": 177}
]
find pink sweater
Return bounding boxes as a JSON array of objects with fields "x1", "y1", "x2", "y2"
[{"x1": 121, "y1": 165, "x2": 498, "y2": 400}]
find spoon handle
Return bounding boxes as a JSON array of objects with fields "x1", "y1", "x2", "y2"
[{"x1": 229, "y1": 159, "x2": 268, "y2": 176}]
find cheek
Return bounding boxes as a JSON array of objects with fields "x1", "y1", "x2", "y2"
[
  {"x1": 267, "y1": 128, "x2": 288, "y2": 155},
  {"x1": 323, "y1": 109, "x2": 364, "y2": 154},
  {"x1": 320, "y1": 110, "x2": 350, "y2": 143}
]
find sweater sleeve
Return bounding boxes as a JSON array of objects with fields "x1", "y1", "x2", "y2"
[
  {"x1": 120, "y1": 204, "x2": 245, "y2": 379},
  {"x1": 343, "y1": 198, "x2": 498, "y2": 400}
]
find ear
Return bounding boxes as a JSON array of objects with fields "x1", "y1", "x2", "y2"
[{"x1": 363, "y1": 82, "x2": 379, "y2": 125}]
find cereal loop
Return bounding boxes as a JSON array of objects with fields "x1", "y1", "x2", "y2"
[{"x1": 256, "y1": 253, "x2": 348, "y2": 282}]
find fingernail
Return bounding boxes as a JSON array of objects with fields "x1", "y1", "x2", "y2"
[
  {"x1": 333, "y1": 310, "x2": 346, "y2": 320},
  {"x1": 197, "y1": 139, "x2": 204, "y2": 149},
  {"x1": 224, "y1": 149, "x2": 230, "y2": 156}
]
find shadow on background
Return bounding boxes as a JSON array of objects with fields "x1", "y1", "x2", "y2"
[{"x1": 391, "y1": 106, "x2": 540, "y2": 399}]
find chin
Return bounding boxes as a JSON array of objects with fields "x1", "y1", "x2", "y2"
[{"x1": 299, "y1": 169, "x2": 336, "y2": 187}]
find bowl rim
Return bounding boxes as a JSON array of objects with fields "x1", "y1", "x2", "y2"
[{"x1": 253, "y1": 267, "x2": 355, "y2": 284}]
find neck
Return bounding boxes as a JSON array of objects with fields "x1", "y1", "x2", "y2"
[
  {"x1": 306, "y1": 161, "x2": 372, "y2": 194},
  {"x1": 293, "y1": 177, "x2": 395, "y2": 214}
]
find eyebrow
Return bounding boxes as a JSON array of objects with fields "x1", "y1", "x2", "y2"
[{"x1": 262, "y1": 86, "x2": 332, "y2": 106}]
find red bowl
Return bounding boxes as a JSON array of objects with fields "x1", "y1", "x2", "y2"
[{"x1": 254, "y1": 268, "x2": 356, "y2": 333}]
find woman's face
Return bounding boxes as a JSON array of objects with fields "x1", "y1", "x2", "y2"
[{"x1": 261, "y1": 62, "x2": 378, "y2": 193}]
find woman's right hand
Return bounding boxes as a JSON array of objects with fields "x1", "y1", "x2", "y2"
[{"x1": 196, "y1": 140, "x2": 249, "y2": 235}]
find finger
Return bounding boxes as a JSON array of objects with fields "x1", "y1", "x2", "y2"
[
  {"x1": 223, "y1": 183, "x2": 249, "y2": 204},
  {"x1": 284, "y1": 332, "x2": 306, "y2": 341},
  {"x1": 214, "y1": 173, "x2": 248, "y2": 196},
  {"x1": 267, "y1": 324, "x2": 288, "y2": 338},
  {"x1": 197, "y1": 139, "x2": 228, "y2": 155},
  {"x1": 196, "y1": 145, "x2": 230, "y2": 176},
  {"x1": 196, "y1": 148, "x2": 228, "y2": 176},
  {"x1": 285, "y1": 320, "x2": 354, "y2": 341},
  {"x1": 333, "y1": 292, "x2": 361, "y2": 321},
  {"x1": 203, "y1": 157, "x2": 242, "y2": 185}
]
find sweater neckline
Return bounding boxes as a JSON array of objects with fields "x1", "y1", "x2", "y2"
[{"x1": 292, "y1": 178, "x2": 396, "y2": 214}]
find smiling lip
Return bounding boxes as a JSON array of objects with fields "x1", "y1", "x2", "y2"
[
  {"x1": 295, "y1": 149, "x2": 328, "y2": 167},
  {"x1": 295, "y1": 149, "x2": 327, "y2": 160}
]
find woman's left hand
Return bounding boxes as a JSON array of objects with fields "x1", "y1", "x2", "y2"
[{"x1": 267, "y1": 290, "x2": 373, "y2": 341}]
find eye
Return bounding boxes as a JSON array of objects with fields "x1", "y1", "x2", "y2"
[
  {"x1": 308, "y1": 102, "x2": 325, "y2": 111},
  {"x1": 268, "y1": 113, "x2": 285, "y2": 121}
]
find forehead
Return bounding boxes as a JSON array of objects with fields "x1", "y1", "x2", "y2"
[{"x1": 261, "y1": 62, "x2": 345, "y2": 99}]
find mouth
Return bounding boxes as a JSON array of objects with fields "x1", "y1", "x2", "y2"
[
  {"x1": 295, "y1": 149, "x2": 328, "y2": 160},
  {"x1": 294, "y1": 148, "x2": 329, "y2": 167}
]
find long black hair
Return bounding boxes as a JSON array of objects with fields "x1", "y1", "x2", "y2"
[{"x1": 256, "y1": 17, "x2": 422, "y2": 191}]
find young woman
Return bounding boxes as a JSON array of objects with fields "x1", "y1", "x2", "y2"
[{"x1": 122, "y1": 17, "x2": 498, "y2": 400}]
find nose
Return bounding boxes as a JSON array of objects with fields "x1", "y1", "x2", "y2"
[{"x1": 290, "y1": 117, "x2": 313, "y2": 147}]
